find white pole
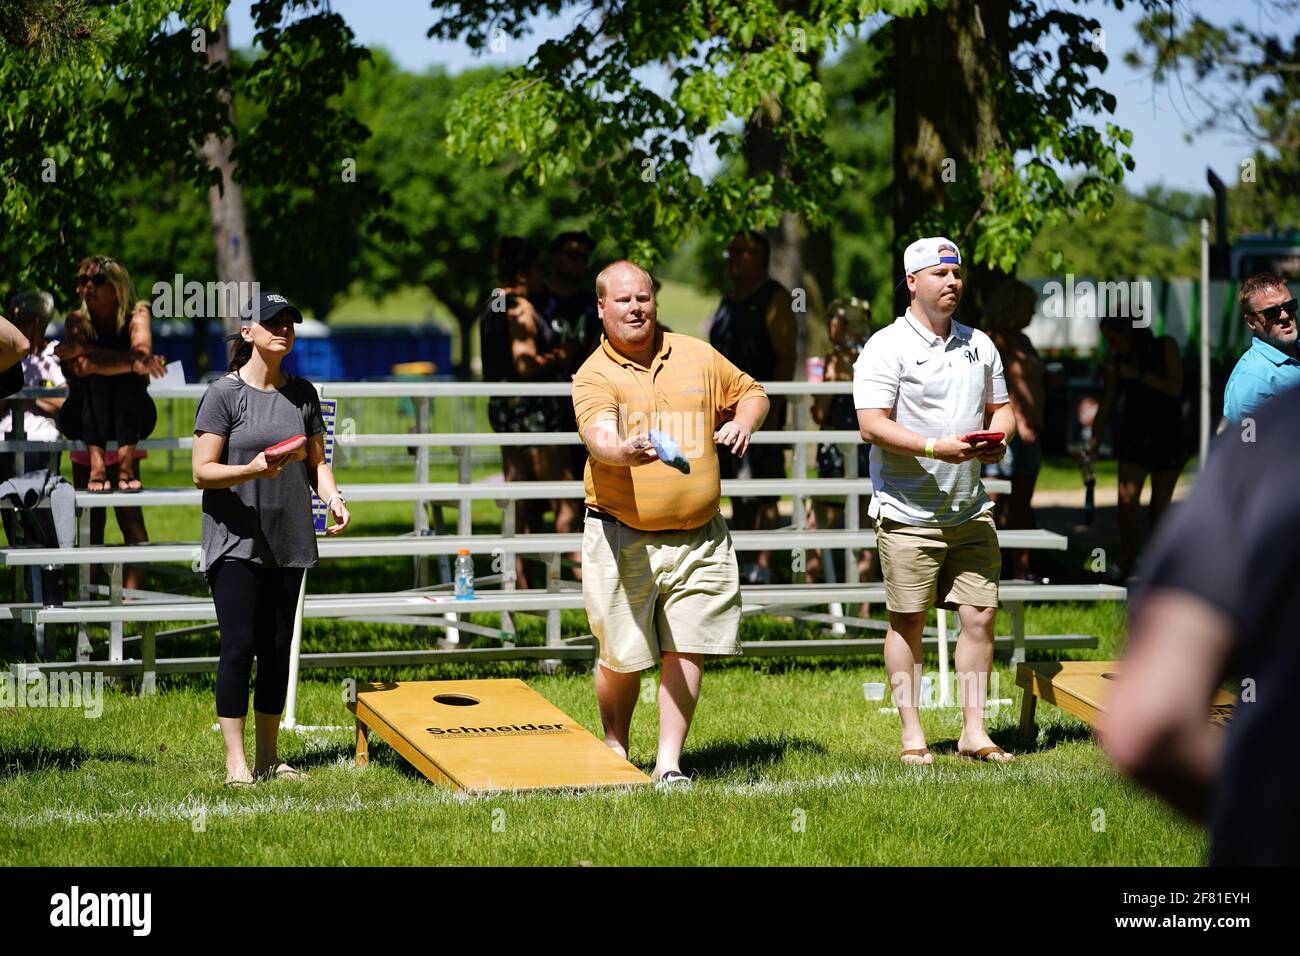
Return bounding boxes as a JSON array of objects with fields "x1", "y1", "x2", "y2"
[
  {"x1": 1200, "y1": 218, "x2": 1212, "y2": 467},
  {"x1": 282, "y1": 569, "x2": 308, "y2": 730}
]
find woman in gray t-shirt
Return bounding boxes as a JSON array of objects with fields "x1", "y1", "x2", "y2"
[{"x1": 192, "y1": 293, "x2": 351, "y2": 787}]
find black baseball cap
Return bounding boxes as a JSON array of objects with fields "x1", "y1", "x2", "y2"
[{"x1": 241, "y1": 291, "x2": 303, "y2": 326}]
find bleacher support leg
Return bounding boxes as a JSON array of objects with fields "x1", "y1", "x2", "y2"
[
  {"x1": 109, "y1": 562, "x2": 124, "y2": 664},
  {"x1": 1009, "y1": 601, "x2": 1026, "y2": 665},
  {"x1": 140, "y1": 622, "x2": 156, "y2": 696},
  {"x1": 77, "y1": 507, "x2": 92, "y2": 662}
]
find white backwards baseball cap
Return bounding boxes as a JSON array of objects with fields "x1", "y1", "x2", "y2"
[{"x1": 903, "y1": 236, "x2": 962, "y2": 275}]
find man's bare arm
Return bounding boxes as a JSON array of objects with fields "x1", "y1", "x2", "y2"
[
  {"x1": 582, "y1": 420, "x2": 658, "y2": 468},
  {"x1": 0, "y1": 319, "x2": 29, "y2": 373},
  {"x1": 1102, "y1": 589, "x2": 1235, "y2": 822}
]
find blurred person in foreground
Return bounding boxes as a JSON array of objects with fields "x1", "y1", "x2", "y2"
[
  {"x1": 1, "y1": 308, "x2": 30, "y2": 397},
  {"x1": 1104, "y1": 385, "x2": 1300, "y2": 865}
]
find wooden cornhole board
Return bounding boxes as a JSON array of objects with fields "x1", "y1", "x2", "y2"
[
  {"x1": 348, "y1": 679, "x2": 652, "y2": 793},
  {"x1": 1017, "y1": 661, "x2": 1236, "y2": 741}
]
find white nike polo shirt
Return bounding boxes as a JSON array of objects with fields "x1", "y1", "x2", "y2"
[{"x1": 853, "y1": 308, "x2": 1008, "y2": 527}]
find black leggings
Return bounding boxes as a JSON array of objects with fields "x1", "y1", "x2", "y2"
[
  {"x1": 73, "y1": 374, "x2": 157, "y2": 447},
  {"x1": 209, "y1": 559, "x2": 306, "y2": 719}
]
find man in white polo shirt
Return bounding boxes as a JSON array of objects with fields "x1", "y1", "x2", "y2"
[{"x1": 855, "y1": 237, "x2": 1017, "y2": 765}]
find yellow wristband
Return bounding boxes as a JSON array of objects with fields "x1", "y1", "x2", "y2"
[{"x1": 924, "y1": 438, "x2": 936, "y2": 460}]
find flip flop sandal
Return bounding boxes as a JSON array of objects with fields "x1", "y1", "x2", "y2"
[
  {"x1": 959, "y1": 746, "x2": 1015, "y2": 763},
  {"x1": 255, "y1": 763, "x2": 308, "y2": 781},
  {"x1": 87, "y1": 477, "x2": 112, "y2": 493},
  {"x1": 117, "y1": 477, "x2": 142, "y2": 493},
  {"x1": 900, "y1": 748, "x2": 933, "y2": 765},
  {"x1": 224, "y1": 776, "x2": 255, "y2": 788}
]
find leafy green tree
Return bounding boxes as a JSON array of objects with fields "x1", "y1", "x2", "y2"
[
  {"x1": 2, "y1": 0, "x2": 381, "y2": 347},
  {"x1": 430, "y1": 0, "x2": 1145, "y2": 338},
  {"x1": 1020, "y1": 184, "x2": 1208, "y2": 278},
  {"x1": 343, "y1": 52, "x2": 583, "y2": 374},
  {"x1": 1127, "y1": 2, "x2": 1300, "y2": 234}
]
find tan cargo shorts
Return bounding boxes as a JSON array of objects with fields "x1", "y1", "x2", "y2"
[
  {"x1": 875, "y1": 510, "x2": 1000, "y2": 612},
  {"x1": 581, "y1": 511, "x2": 743, "y2": 672}
]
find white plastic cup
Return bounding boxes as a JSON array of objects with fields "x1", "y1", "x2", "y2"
[{"x1": 863, "y1": 681, "x2": 886, "y2": 701}]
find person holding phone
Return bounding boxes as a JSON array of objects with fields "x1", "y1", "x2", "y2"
[
  {"x1": 854, "y1": 237, "x2": 1017, "y2": 765},
  {"x1": 192, "y1": 292, "x2": 351, "y2": 787}
]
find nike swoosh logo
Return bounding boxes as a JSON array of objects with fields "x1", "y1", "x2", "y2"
[{"x1": 915, "y1": 358, "x2": 929, "y2": 365}]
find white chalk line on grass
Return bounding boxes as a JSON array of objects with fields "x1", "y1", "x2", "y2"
[{"x1": 2, "y1": 762, "x2": 1113, "y2": 829}]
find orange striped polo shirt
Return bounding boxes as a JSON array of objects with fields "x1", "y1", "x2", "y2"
[{"x1": 572, "y1": 329, "x2": 767, "y2": 531}]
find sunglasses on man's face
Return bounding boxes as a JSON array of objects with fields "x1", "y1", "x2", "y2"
[
  {"x1": 75, "y1": 273, "x2": 109, "y2": 292},
  {"x1": 1251, "y1": 298, "x2": 1298, "y2": 323}
]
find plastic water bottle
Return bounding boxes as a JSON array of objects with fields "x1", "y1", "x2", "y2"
[{"x1": 454, "y1": 549, "x2": 474, "y2": 600}]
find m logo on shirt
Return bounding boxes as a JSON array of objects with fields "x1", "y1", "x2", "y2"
[{"x1": 964, "y1": 347, "x2": 979, "y2": 364}]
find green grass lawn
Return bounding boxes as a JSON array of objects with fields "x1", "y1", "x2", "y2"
[
  {"x1": 1, "y1": 581, "x2": 1203, "y2": 866},
  {"x1": 1, "y1": 638, "x2": 1203, "y2": 866}
]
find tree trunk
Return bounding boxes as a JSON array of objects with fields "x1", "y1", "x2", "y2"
[
  {"x1": 201, "y1": 17, "x2": 255, "y2": 352},
  {"x1": 893, "y1": 0, "x2": 1012, "y2": 323}
]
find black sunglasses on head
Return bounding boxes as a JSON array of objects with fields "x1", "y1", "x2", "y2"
[{"x1": 1250, "y1": 298, "x2": 1297, "y2": 322}]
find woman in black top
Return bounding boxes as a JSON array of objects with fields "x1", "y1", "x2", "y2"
[
  {"x1": 1089, "y1": 315, "x2": 1187, "y2": 580},
  {"x1": 56, "y1": 256, "x2": 164, "y2": 592},
  {"x1": 57, "y1": 256, "x2": 164, "y2": 492},
  {"x1": 192, "y1": 292, "x2": 351, "y2": 787}
]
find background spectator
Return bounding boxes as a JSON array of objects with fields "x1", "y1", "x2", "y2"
[
  {"x1": 0, "y1": 291, "x2": 67, "y2": 601},
  {"x1": 1089, "y1": 314, "x2": 1185, "y2": 581},
  {"x1": 1222, "y1": 271, "x2": 1300, "y2": 425},
  {"x1": 981, "y1": 278, "x2": 1045, "y2": 580},
  {"x1": 479, "y1": 237, "x2": 580, "y2": 587},
  {"x1": 807, "y1": 297, "x2": 877, "y2": 603},
  {"x1": 708, "y1": 231, "x2": 796, "y2": 584},
  {"x1": 57, "y1": 256, "x2": 165, "y2": 592}
]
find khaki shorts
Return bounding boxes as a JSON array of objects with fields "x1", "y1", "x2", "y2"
[
  {"x1": 581, "y1": 511, "x2": 743, "y2": 673},
  {"x1": 875, "y1": 511, "x2": 1000, "y2": 613}
]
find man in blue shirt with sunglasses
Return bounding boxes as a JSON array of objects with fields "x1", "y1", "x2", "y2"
[{"x1": 1222, "y1": 272, "x2": 1300, "y2": 425}]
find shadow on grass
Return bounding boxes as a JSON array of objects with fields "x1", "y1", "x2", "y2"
[
  {"x1": 1, "y1": 743, "x2": 151, "y2": 776},
  {"x1": 682, "y1": 735, "x2": 828, "y2": 782}
]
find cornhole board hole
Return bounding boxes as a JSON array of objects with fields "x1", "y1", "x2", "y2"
[
  {"x1": 348, "y1": 679, "x2": 652, "y2": 793},
  {"x1": 1016, "y1": 661, "x2": 1236, "y2": 742}
]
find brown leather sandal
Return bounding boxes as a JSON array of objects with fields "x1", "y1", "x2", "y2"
[
  {"x1": 959, "y1": 746, "x2": 1015, "y2": 763},
  {"x1": 900, "y1": 747, "x2": 932, "y2": 765}
]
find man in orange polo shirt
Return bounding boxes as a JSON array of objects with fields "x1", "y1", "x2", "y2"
[{"x1": 573, "y1": 260, "x2": 769, "y2": 788}]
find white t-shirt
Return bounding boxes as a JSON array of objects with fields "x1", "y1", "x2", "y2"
[
  {"x1": 853, "y1": 309, "x2": 1008, "y2": 526},
  {"x1": 0, "y1": 341, "x2": 66, "y2": 443}
]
